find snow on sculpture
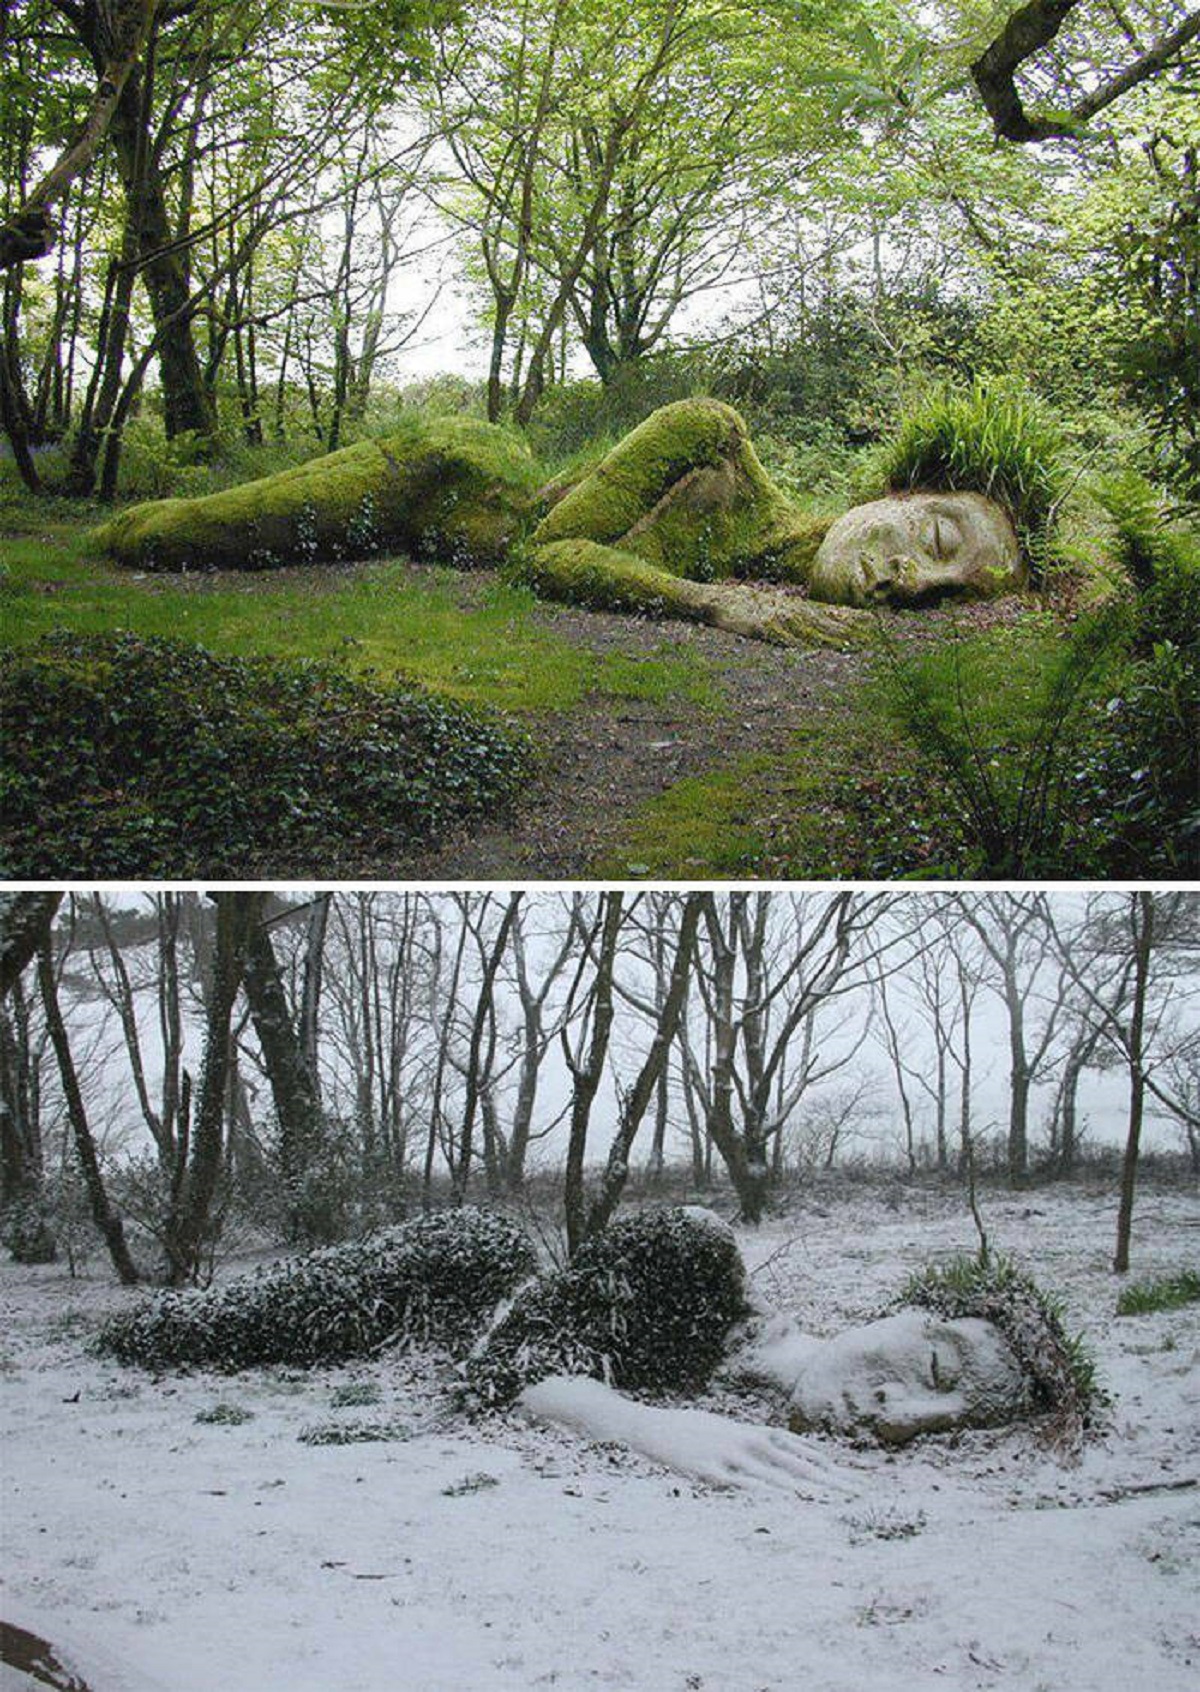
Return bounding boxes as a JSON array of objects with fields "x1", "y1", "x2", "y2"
[
  {"x1": 729, "y1": 1308, "x2": 1029, "y2": 1445},
  {"x1": 520, "y1": 1374, "x2": 860, "y2": 1497}
]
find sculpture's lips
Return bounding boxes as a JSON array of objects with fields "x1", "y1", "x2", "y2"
[{"x1": 862, "y1": 574, "x2": 974, "y2": 607}]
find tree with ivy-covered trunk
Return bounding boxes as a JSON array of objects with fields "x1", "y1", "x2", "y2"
[{"x1": 162, "y1": 891, "x2": 257, "y2": 1284}]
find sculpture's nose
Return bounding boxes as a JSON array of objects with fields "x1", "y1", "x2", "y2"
[{"x1": 860, "y1": 554, "x2": 911, "y2": 599}]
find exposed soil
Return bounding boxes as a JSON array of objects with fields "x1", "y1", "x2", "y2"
[
  {"x1": 405, "y1": 603, "x2": 865, "y2": 880},
  {"x1": 402, "y1": 584, "x2": 1034, "y2": 882}
]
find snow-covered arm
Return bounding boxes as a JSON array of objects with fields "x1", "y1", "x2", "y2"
[{"x1": 519, "y1": 1376, "x2": 857, "y2": 1497}]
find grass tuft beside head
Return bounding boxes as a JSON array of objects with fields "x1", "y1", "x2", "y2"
[{"x1": 877, "y1": 379, "x2": 1066, "y2": 576}]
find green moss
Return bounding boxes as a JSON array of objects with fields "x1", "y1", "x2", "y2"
[
  {"x1": 520, "y1": 537, "x2": 702, "y2": 617},
  {"x1": 521, "y1": 537, "x2": 863, "y2": 649},
  {"x1": 534, "y1": 399, "x2": 747, "y2": 547},
  {"x1": 531, "y1": 397, "x2": 811, "y2": 581},
  {"x1": 92, "y1": 416, "x2": 540, "y2": 573}
]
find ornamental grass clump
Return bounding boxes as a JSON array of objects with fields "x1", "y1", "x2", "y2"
[
  {"x1": 463, "y1": 1206, "x2": 750, "y2": 1410},
  {"x1": 98, "y1": 1208, "x2": 537, "y2": 1372},
  {"x1": 1116, "y1": 1268, "x2": 1200, "y2": 1316},
  {"x1": 879, "y1": 379, "x2": 1066, "y2": 576},
  {"x1": 899, "y1": 1253, "x2": 1101, "y2": 1442}
]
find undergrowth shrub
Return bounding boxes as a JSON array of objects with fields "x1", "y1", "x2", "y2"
[
  {"x1": 900, "y1": 1254, "x2": 1101, "y2": 1441},
  {"x1": 462, "y1": 1207, "x2": 749, "y2": 1410},
  {"x1": 875, "y1": 609, "x2": 1128, "y2": 877},
  {"x1": 298, "y1": 1419, "x2": 412, "y2": 1445},
  {"x1": 877, "y1": 379, "x2": 1066, "y2": 575},
  {"x1": 1076, "y1": 496, "x2": 1200, "y2": 874},
  {"x1": 1116, "y1": 1268, "x2": 1200, "y2": 1316},
  {"x1": 97, "y1": 1208, "x2": 537, "y2": 1372},
  {"x1": 0, "y1": 632, "x2": 532, "y2": 878}
]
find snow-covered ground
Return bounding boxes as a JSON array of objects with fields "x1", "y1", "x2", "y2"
[{"x1": 2, "y1": 1182, "x2": 1198, "y2": 1692}]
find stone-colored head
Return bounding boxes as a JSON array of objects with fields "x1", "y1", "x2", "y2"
[
  {"x1": 808, "y1": 492, "x2": 1025, "y2": 607},
  {"x1": 730, "y1": 1308, "x2": 1029, "y2": 1446},
  {"x1": 785, "y1": 1310, "x2": 1028, "y2": 1444}
]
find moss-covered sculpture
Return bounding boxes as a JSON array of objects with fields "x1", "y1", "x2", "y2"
[
  {"x1": 523, "y1": 538, "x2": 860, "y2": 648},
  {"x1": 93, "y1": 415, "x2": 541, "y2": 572},
  {"x1": 90, "y1": 397, "x2": 1029, "y2": 648},
  {"x1": 532, "y1": 398, "x2": 828, "y2": 582}
]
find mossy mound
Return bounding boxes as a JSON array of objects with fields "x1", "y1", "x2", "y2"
[
  {"x1": 523, "y1": 538, "x2": 865, "y2": 649},
  {"x1": 462, "y1": 1206, "x2": 750, "y2": 1409},
  {"x1": 97, "y1": 1209, "x2": 538, "y2": 1371},
  {"x1": 92, "y1": 416, "x2": 541, "y2": 572},
  {"x1": 533, "y1": 398, "x2": 827, "y2": 583},
  {"x1": 0, "y1": 631, "x2": 532, "y2": 878}
]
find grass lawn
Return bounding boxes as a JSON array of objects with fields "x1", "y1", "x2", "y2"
[{"x1": 0, "y1": 505, "x2": 719, "y2": 718}]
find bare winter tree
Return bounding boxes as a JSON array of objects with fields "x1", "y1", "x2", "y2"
[
  {"x1": 37, "y1": 903, "x2": 139, "y2": 1285},
  {"x1": 1048, "y1": 891, "x2": 1200, "y2": 1271},
  {"x1": 683, "y1": 891, "x2": 899, "y2": 1222},
  {"x1": 954, "y1": 892, "x2": 1068, "y2": 1183}
]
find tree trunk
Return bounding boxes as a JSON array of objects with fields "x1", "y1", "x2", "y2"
[
  {"x1": 563, "y1": 894, "x2": 624, "y2": 1256},
  {"x1": 241, "y1": 896, "x2": 330, "y2": 1241},
  {"x1": 105, "y1": 42, "x2": 218, "y2": 445},
  {"x1": 583, "y1": 895, "x2": 702, "y2": 1239},
  {"x1": 38, "y1": 934, "x2": 139, "y2": 1285},
  {"x1": 164, "y1": 894, "x2": 253, "y2": 1283},
  {"x1": 1, "y1": 894, "x2": 63, "y2": 1001},
  {"x1": 452, "y1": 894, "x2": 522, "y2": 1204},
  {"x1": 1114, "y1": 892, "x2": 1155, "y2": 1273}
]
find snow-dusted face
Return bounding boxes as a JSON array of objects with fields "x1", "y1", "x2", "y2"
[
  {"x1": 782, "y1": 1310, "x2": 1027, "y2": 1445},
  {"x1": 809, "y1": 493, "x2": 1025, "y2": 607}
]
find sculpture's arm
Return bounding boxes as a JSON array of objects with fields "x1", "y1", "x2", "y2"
[{"x1": 520, "y1": 1375, "x2": 859, "y2": 1497}]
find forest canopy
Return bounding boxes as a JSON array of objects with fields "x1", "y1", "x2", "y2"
[{"x1": 1, "y1": 0, "x2": 1197, "y2": 498}]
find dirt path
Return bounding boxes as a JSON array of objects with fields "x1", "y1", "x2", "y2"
[{"x1": 403, "y1": 605, "x2": 865, "y2": 880}]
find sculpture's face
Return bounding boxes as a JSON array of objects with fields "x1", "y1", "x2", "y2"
[
  {"x1": 809, "y1": 493, "x2": 1025, "y2": 607},
  {"x1": 784, "y1": 1310, "x2": 1027, "y2": 1445}
]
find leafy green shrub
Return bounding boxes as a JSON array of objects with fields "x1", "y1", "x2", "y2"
[
  {"x1": 0, "y1": 632, "x2": 533, "y2": 878},
  {"x1": 97, "y1": 1208, "x2": 537, "y2": 1372},
  {"x1": 329, "y1": 1381, "x2": 382, "y2": 1408},
  {"x1": 876, "y1": 609, "x2": 1128, "y2": 877},
  {"x1": 1, "y1": 1195, "x2": 58, "y2": 1265},
  {"x1": 900, "y1": 1254, "x2": 1101, "y2": 1437},
  {"x1": 1116, "y1": 1269, "x2": 1200, "y2": 1316},
  {"x1": 877, "y1": 379, "x2": 1066, "y2": 573},
  {"x1": 463, "y1": 1207, "x2": 749, "y2": 1410},
  {"x1": 1075, "y1": 519, "x2": 1200, "y2": 875},
  {"x1": 195, "y1": 1402, "x2": 254, "y2": 1425},
  {"x1": 527, "y1": 358, "x2": 707, "y2": 462},
  {"x1": 298, "y1": 1419, "x2": 411, "y2": 1445},
  {"x1": 1093, "y1": 470, "x2": 1182, "y2": 589}
]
